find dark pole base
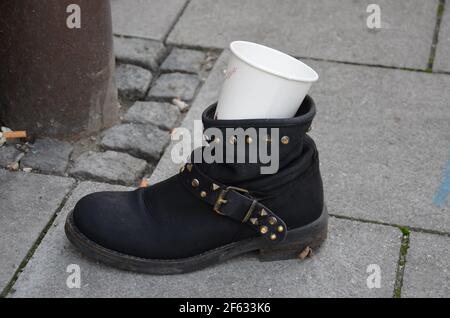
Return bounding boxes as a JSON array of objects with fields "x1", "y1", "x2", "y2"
[{"x1": 0, "y1": 0, "x2": 119, "y2": 139}]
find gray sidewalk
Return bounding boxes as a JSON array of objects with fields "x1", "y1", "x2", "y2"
[{"x1": 1, "y1": 0, "x2": 449, "y2": 298}]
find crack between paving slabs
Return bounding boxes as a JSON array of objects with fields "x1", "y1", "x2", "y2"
[{"x1": 0, "y1": 180, "x2": 79, "y2": 298}]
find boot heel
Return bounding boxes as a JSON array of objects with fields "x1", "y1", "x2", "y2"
[
  {"x1": 258, "y1": 206, "x2": 328, "y2": 262},
  {"x1": 258, "y1": 232, "x2": 326, "y2": 261}
]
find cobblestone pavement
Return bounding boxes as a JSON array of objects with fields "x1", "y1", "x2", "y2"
[{"x1": 0, "y1": 0, "x2": 449, "y2": 298}]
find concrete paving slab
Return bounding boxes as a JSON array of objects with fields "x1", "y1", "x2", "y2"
[
  {"x1": 434, "y1": 3, "x2": 450, "y2": 72},
  {"x1": 306, "y1": 60, "x2": 450, "y2": 232},
  {"x1": 10, "y1": 179, "x2": 401, "y2": 297},
  {"x1": 168, "y1": 0, "x2": 438, "y2": 69},
  {"x1": 111, "y1": 0, "x2": 188, "y2": 41},
  {"x1": 0, "y1": 171, "x2": 74, "y2": 293},
  {"x1": 402, "y1": 232, "x2": 450, "y2": 297}
]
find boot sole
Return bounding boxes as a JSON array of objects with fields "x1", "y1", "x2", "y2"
[{"x1": 65, "y1": 206, "x2": 328, "y2": 275}]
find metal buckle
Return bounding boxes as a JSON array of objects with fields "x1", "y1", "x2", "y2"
[{"x1": 213, "y1": 186, "x2": 249, "y2": 215}]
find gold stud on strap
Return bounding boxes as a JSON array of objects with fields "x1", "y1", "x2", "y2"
[
  {"x1": 250, "y1": 218, "x2": 258, "y2": 225},
  {"x1": 260, "y1": 226, "x2": 268, "y2": 234},
  {"x1": 281, "y1": 136, "x2": 290, "y2": 145},
  {"x1": 268, "y1": 217, "x2": 277, "y2": 225},
  {"x1": 191, "y1": 179, "x2": 199, "y2": 188}
]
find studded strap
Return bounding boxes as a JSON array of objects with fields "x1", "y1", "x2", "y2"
[{"x1": 179, "y1": 163, "x2": 287, "y2": 243}]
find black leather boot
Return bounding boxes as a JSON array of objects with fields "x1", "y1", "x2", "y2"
[{"x1": 65, "y1": 96, "x2": 327, "y2": 274}]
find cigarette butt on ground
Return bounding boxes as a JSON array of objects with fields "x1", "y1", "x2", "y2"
[
  {"x1": 172, "y1": 98, "x2": 189, "y2": 112},
  {"x1": 298, "y1": 246, "x2": 313, "y2": 260},
  {"x1": 3, "y1": 131, "x2": 27, "y2": 139},
  {"x1": 139, "y1": 178, "x2": 150, "y2": 188}
]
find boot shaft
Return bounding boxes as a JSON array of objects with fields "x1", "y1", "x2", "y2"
[{"x1": 197, "y1": 95, "x2": 318, "y2": 188}]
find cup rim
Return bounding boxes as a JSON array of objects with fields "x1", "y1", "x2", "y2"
[{"x1": 230, "y1": 41, "x2": 319, "y2": 83}]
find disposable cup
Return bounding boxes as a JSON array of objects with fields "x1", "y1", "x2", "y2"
[{"x1": 216, "y1": 41, "x2": 319, "y2": 119}]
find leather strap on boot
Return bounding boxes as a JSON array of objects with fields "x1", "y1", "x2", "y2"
[{"x1": 180, "y1": 163, "x2": 288, "y2": 243}]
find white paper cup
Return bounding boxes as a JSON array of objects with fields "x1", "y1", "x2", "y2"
[{"x1": 216, "y1": 41, "x2": 319, "y2": 119}]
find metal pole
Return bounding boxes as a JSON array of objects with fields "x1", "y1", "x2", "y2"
[{"x1": 0, "y1": 0, "x2": 119, "y2": 139}]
